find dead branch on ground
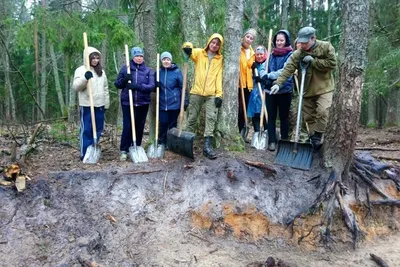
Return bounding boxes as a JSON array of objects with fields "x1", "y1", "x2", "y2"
[
  {"x1": 123, "y1": 169, "x2": 162, "y2": 175},
  {"x1": 355, "y1": 147, "x2": 399, "y2": 151},
  {"x1": 370, "y1": 253, "x2": 389, "y2": 267},
  {"x1": 243, "y1": 160, "x2": 277, "y2": 176}
]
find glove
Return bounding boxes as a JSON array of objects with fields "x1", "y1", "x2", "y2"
[
  {"x1": 182, "y1": 42, "x2": 193, "y2": 62},
  {"x1": 127, "y1": 82, "x2": 139, "y2": 91},
  {"x1": 124, "y1": 73, "x2": 132, "y2": 84},
  {"x1": 184, "y1": 104, "x2": 188, "y2": 111},
  {"x1": 270, "y1": 84, "x2": 280, "y2": 95},
  {"x1": 254, "y1": 76, "x2": 262, "y2": 84},
  {"x1": 251, "y1": 62, "x2": 257, "y2": 70},
  {"x1": 84, "y1": 71, "x2": 93, "y2": 80},
  {"x1": 215, "y1": 97, "x2": 222, "y2": 108},
  {"x1": 155, "y1": 81, "x2": 161, "y2": 88},
  {"x1": 183, "y1": 47, "x2": 192, "y2": 57},
  {"x1": 302, "y1": 55, "x2": 314, "y2": 63}
]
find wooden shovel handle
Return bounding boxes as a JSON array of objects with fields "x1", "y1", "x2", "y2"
[
  {"x1": 125, "y1": 44, "x2": 137, "y2": 145},
  {"x1": 83, "y1": 32, "x2": 97, "y2": 142},
  {"x1": 155, "y1": 53, "x2": 160, "y2": 146},
  {"x1": 239, "y1": 74, "x2": 248, "y2": 124},
  {"x1": 178, "y1": 62, "x2": 188, "y2": 136}
]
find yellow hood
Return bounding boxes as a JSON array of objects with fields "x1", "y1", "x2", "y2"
[{"x1": 204, "y1": 33, "x2": 224, "y2": 54}]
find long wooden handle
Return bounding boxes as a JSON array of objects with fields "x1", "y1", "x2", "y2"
[
  {"x1": 258, "y1": 29, "x2": 273, "y2": 129},
  {"x1": 178, "y1": 62, "x2": 188, "y2": 136},
  {"x1": 155, "y1": 53, "x2": 160, "y2": 146},
  {"x1": 239, "y1": 75, "x2": 248, "y2": 124},
  {"x1": 83, "y1": 32, "x2": 97, "y2": 142},
  {"x1": 125, "y1": 44, "x2": 137, "y2": 146}
]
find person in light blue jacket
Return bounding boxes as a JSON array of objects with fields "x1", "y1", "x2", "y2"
[
  {"x1": 156, "y1": 52, "x2": 188, "y2": 145},
  {"x1": 247, "y1": 45, "x2": 268, "y2": 133}
]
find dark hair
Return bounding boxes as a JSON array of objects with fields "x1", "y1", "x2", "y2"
[{"x1": 89, "y1": 52, "x2": 103, "y2": 77}]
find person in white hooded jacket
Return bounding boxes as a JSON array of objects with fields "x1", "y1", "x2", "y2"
[{"x1": 72, "y1": 46, "x2": 110, "y2": 161}]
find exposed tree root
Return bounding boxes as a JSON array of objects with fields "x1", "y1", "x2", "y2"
[
  {"x1": 355, "y1": 147, "x2": 400, "y2": 151},
  {"x1": 243, "y1": 160, "x2": 277, "y2": 176},
  {"x1": 286, "y1": 151, "x2": 399, "y2": 249}
]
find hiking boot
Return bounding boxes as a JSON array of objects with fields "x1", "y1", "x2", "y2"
[
  {"x1": 120, "y1": 152, "x2": 128, "y2": 161},
  {"x1": 310, "y1": 132, "x2": 323, "y2": 150},
  {"x1": 203, "y1": 136, "x2": 217, "y2": 159},
  {"x1": 268, "y1": 142, "x2": 276, "y2": 151}
]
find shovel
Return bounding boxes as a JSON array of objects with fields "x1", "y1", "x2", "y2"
[
  {"x1": 275, "y1": 61, "x2": 313, "y2": 170},
  {"x1": 251, "y1": 68, "x2": 268, "y2": 149},
  {"x1": 239, "y1": 75, "x2": 250, "y2": 142},
  {"x1": 147, "y1": 53, "x2": 165, "y2": 158},
  {"x1": 167, "y1": 59, "x2": 195, "y2": 159},
  {"x1": 82, "y1": 32, "x2": 101, "y2": 164},
  {"x1": 124, "y1": 44, "x2": 148, "y2": 163}
]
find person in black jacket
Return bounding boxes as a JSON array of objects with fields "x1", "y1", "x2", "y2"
[{"x1": 260, "y1": 30, "x2": 294, "y2": 151}]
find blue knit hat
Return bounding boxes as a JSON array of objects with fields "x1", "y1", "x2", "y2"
[
  {"x1": 160, "y1": 51, "x2": 172, "y2": 62},
  {"x1": 130, "y1": 47, "x2": 144, "y2": 58}
]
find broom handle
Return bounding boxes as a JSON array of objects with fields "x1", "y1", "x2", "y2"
[
  {"x1": 83, "y1": 32, "x2": 98, "y2": 143},
  {"x1": 239, "y1": 75, "x2": 248, "y2": 124},
  {"x1": 178, "y1": 62, "x2": 188, "y2": 136},
  {"x1": 125, "y1": 45, "x2": 137, "y2": 148},
  {"x1": 155, "y1": 53, "x2": 160, "y2": 147}
]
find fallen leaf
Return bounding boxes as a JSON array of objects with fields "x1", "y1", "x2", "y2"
[{"x1": 15, "y1": 175, "x2": 26, "y2": 192}]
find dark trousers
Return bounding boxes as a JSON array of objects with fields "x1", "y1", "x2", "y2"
[
  {"x1": 120, "y1": 104, "x2": 149, "y2": 152},
  {"x1": 252, "y1": 113, "x2": 267, "y2": 132},
  {"x1": 79, "y1": 106, "x2": 105, "y2": 160},
  {"x1": 238, "y1": 87, "x2": 250, "y2": 132},
  {"x1": 266, "y1": 93, "x2": 292, "y2": 143},
  {"x1": 158, "y1": 109, "x2": 180, "y2": 144}
]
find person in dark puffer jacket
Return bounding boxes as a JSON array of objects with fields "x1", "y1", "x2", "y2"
[
  {"x1": 114, "y1": 47, "x2": 155, "y2": 161},
  {"x1": 156, "y1": 51, "x2": 188, "y2": 145},
  {"x1": 260, "y1": 30, "x2": 294, "y2": 151}
]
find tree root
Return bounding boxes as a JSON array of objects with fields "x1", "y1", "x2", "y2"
[
  {"x1": 370, "y1": 199, "x2": 400, "y2": 207},
  {"x1": 243, "y1": 160, "x2": 277, "y2": 176}
]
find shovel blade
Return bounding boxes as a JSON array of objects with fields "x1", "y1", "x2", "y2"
[
  {"x1": 240, "y1": 126, "x2": 250, "y2": 142},
  {"x1": 83, "y1": 144, "x2": 101, "y2": 164},
  {"x1": 251, "y1": 131, "x2": 268, "y2": 150},
  {"x1": 147, "y1": 144, "x2": 165, "y2": 158},
  {"x1": 275, "y1": 140, "x2": 313, "y2": 170},
  {"x1": 167, "y1": 127, "x2": 195, "y2": 159},
  {"x1": 129, "y1": 146, "x2": 148, "y2": 163}
]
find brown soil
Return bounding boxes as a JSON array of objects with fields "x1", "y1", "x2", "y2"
[{"x1": 0, "y1": 125, "x2": 399, "y2": 267}]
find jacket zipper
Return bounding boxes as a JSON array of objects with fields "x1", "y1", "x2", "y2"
[
  {"x1": 164, "y1": 69, "x2": 168, "y2": 111},
  {"x1": 203, "y1": 59, "x2": 212, "y2": 95},
  {"x1": 135, "y1": 66, "x2": 138, "y2": 107}
]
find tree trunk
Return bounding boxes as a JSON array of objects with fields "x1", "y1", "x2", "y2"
[
  {"x1": 367, "y1": 87, "x2": 376, "y2": 127},
  {"x1": 139, "y1": 0, "x2": 157, "y2": 142},
  {"x1": 385, "y1": 69, "x2": 400, "y2": 126},
  {"x1": 281, "y1": 0, "x2": 289, "y2": 29},
  {"x1": 4, "y1": 43, "x2": 16, "y2": 121},
  {"x1": 323, "y1": 0, "x2": 369, "y2": 175},
  {"x1": 249, "y1": 0, "x2": 259, "y2": 28},
  {"x1": 216, "y1": 0, "x2": 244, "y2": 146},
  {"x1": 302, "y1": 0, "x2": 307, "y2": 25},
  {"x1": 34, "y1": 10, "x2": 40, "y2": 121},
  {"x1": 49, "y1": 43, "x2": 66, "y2": 117},
  {"x1": 68, "y1": 74, "x2": 78, "y2": 123}
]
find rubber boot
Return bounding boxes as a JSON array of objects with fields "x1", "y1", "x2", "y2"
[
  {"x1": 311, "y1": 131, "x2": 323, "y2": 150},
  {"x1": 203, "y1": 136, "x2": 217, "y2": 159}
]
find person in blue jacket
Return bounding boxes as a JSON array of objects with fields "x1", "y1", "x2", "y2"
[
  {"x1": 260, "y1": 30, "x2": 293, "y2": 151},
  {"x1": 114, "y1": 47, "x2": 155, "y2": 161},
  {"x1": 156, "y1": 51, "x2": 188, "y2": 146},
  {"x1": 248, "y1": 45, "x2": 268, "y2": 134}
]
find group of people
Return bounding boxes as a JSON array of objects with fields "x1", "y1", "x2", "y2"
[{"x1": 72, "y1": 25, "x2": 336, "y2": 162}]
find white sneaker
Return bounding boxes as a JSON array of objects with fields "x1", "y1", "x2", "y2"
[{"x1": 120, "y1": 152, "x2": 128, "y2": 161}]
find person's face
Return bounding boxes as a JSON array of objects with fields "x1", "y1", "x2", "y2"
[
  {"x1": 300, "y1": 36, "x2": 316, "y2": 51},
  {"x1": 162, "y1": 58, "x2": 171, "y2": 68},
  {"x1": 208, "y1": 38, "x2": 221, "y2": 53},
  {"x1": 133, "y1": 55, "x2": 144, "y2": 64},
  {"x1": 242, "y1": 33, "x2": 255, "y2": 48},
  {"x1": 275, "y1": 34, "x2": 286, "y2": 49},
  {"x1": 90, "y1": 55, "x2": 100, "y2": 67},
  {"x1": 255, "y1": 52, "x2": 265, "y2": 63}
]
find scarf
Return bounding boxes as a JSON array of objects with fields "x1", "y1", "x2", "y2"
[{"x1": 272, "y1": 46, "x2": 293, "y2": 56}]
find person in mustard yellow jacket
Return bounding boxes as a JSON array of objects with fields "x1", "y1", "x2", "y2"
[
  {"x1": 182, "y1": 33, "x2": 224, "y2": 159},
  {"x1": 238, "y1": 28, "x2": 256, "y2": 137}
]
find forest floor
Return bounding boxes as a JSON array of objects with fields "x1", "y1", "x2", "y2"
[{"x1": 0, "y1": 124, "x2": 399, "y2": 267}]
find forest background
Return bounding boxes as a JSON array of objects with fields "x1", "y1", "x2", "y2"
[{"x1": 0, "y1": 0, "x2": 399, "y2": 130}]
